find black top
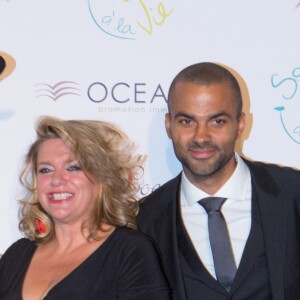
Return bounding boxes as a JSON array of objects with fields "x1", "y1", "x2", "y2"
[{"x1": 0, "y1": 228, "x2": 171, "y2": 299}]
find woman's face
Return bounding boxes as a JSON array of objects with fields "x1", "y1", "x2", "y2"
[{"x1": 36, "y1": 138, "x2": 100, "y2": 226}]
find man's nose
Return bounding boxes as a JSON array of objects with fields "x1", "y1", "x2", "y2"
[{"x1": 193, "y1": 124, "x2": 212, "y2": 142}]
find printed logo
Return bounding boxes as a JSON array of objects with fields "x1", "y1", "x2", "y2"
[
  {"x1": 0, "y1": 51, "x2": 16, "y2": 121},
  {"x1": 0, "y1": 111, "x2": 13, "y2": 120},
  {"x1": 88, "y1": 0, "x2": 174, "y2": 40},
  {"x1": 0, "y1": 56, "x2": 5, "y2": 74},
  {"x1": 0, "y1": 51, "x2": 16, "y2": 82},
  {"x1": 135, "y1": 166, "x2": 160, "y2": 196},
  {"x1": 87, "y1": 81, "x2": 168, "y2": 113},
  {"x1": 34, "y1": 81, "x2": 81, "y2": 101},
  {"x1": 34, "y1": 79, "x2": 168, "y2": 114},
  {"x1": 271, "y1": 67, "x2": 300, "y2": 144}
]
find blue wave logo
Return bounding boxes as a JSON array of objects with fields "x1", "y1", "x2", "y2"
[
  {"x1": 88, "y1": 0, "x2": 174, "y2": 40},
  {"x1": 271, "y1": 67, "x2": 300, "y2": 144},
  {"x1": 34, "y1": 81, "x2": 81, "y2": 101},
  {"x1": 0, "y1": 111, "x2": 14, "y2": 121}
]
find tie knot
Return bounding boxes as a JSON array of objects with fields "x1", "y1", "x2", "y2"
[{"x1": 198, "y1": 197, "x2": 227, "y2": 214}]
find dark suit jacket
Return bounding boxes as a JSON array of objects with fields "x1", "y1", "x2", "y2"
[{"x1": 137, "y1": 158, "x2": 300, "y2": 300}]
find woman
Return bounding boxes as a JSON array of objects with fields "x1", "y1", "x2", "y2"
[{"x1": 0, "y1": 116, "x2": 171, "y2": 299}]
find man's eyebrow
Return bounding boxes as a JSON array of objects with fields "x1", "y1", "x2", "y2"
[
  {"x1": 209, "y1": 111, "x2": 231, "y2": 119},
  {"x1": 173, "y1": 111, "x2": 232, "y2": 120},
  {"x1": 173, "y1": 112, "x2": 195, "y2": 119}
]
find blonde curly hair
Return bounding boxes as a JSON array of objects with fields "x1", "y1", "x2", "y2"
[{"x1": 19, "y1": 116, "x2": 145, "y2": 243}]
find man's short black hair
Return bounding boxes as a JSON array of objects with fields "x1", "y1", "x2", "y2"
[{"x1": 168, "y1": 62, "x2": 243, "y2": 117}]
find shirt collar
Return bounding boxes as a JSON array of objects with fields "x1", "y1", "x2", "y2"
[{"x1": 181, "y1": 154, "x2": 251, "y2": 207}]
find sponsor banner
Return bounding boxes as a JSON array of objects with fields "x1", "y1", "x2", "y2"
[{"x1": 0, "y1": 0, "x2": 300, "y2": 253}]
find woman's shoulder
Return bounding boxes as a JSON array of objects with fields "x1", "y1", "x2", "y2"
[
  {"x1": 110, "y1": 228, "x2": 171, "y2": 298},
  {"x1": 1, "y1": 238, "x2": 36, "y2": 261},
  {"x1": 113, "y1": 227, "x2": 162, "y2": 256},
  {"x1": 5, "y1": 238, "x2": 35, "y2": 251},
  {"x1": 115, "y1": 227, "x2": 156, "y2": 244}
]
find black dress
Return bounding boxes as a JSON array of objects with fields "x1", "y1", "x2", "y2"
[{"x1": 0, "y1": 227, "x2": 172, "y2": 299}]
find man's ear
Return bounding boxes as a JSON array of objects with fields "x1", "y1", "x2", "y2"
[
  {"x1": 237, "y1": 112, "x2": 246, "y2": 139},
  {"x1": 165, "y1": 113, "x2": 172, "y2": 139}
]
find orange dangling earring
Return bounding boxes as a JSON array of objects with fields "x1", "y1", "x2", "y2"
[
  {"x1": 35, "y1": 218, "x2": 47, "y2": 234},
  {"x1": 128, "y1": 171, "x2": 133, "y2": 182}
]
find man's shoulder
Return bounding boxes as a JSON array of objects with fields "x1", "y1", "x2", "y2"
[
  {"x1": 244, "y1": 157, "x2": 300, "y2": 194},
  {"x1": 138, "y1": 174, "x2": 181, "y2": 221},
  {"x1": 140, "y1": 174, "x2": 180, "y2": 204},
  {"x1": 244, "y1": 157, "x2": 300, "y2": 177}
]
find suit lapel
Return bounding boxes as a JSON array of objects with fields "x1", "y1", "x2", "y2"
[
  {"x1": 149, "y1": 175, "x2": 189, "y2": 300},
  {"x1": 151, "y1": 175, "x2": 227, "y2": 297},
  {"x1": 230, "y1": 187, "x2": 265, "y2": 293},
  {"x1": 177, "y1": 207, "x2": 228, "y2": 295},
  {"x1": 245, "y1": 160, "x2": 286, "y2": 300}
]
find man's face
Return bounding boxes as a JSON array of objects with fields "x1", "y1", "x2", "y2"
[{"x1": 165, "y1": 81, "x2": 245, "y2": 188}]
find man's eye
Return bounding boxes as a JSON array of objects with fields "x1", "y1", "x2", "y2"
[
  {"x1": 67, "y1": 165, "x2": 81, "y2": 172},
  {"x1": 213, "y1": 119, "x2": 225, "y2": 125},
  {"x1": 180, "y1": 119, "x2": 192, "y2": 124},
  {"x1": 38, "y1": 168, "x2": 51, "y2": 174}
]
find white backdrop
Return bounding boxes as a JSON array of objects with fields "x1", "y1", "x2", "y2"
[{"x1": 1, "y1": 0, "x2": 300, "y2": 253}]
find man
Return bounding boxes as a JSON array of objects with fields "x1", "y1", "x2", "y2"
[{"x1": 138, "y1": 62, "x2": 300, "y2": 300}]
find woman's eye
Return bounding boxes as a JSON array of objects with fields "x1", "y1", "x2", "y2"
[
  {"x1": 38, "y1": 168, "x2": 51, "y2": 174},
  {"x1": 67, "y1": 165, "x2": 81, "y2": 172}
]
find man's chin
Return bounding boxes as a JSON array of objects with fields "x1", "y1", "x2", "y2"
[{"x1": 184, "y1": 164, "x2": 217, "y2": 178}]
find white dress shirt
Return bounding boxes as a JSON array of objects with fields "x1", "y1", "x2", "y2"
[{"x1": 180, "y1": 154, "x2": 252, "y2": 279}]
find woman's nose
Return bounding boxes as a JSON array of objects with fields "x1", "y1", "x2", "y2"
[{"x1": 50, "y1": 170, "x2": 66, "y2": 186}]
